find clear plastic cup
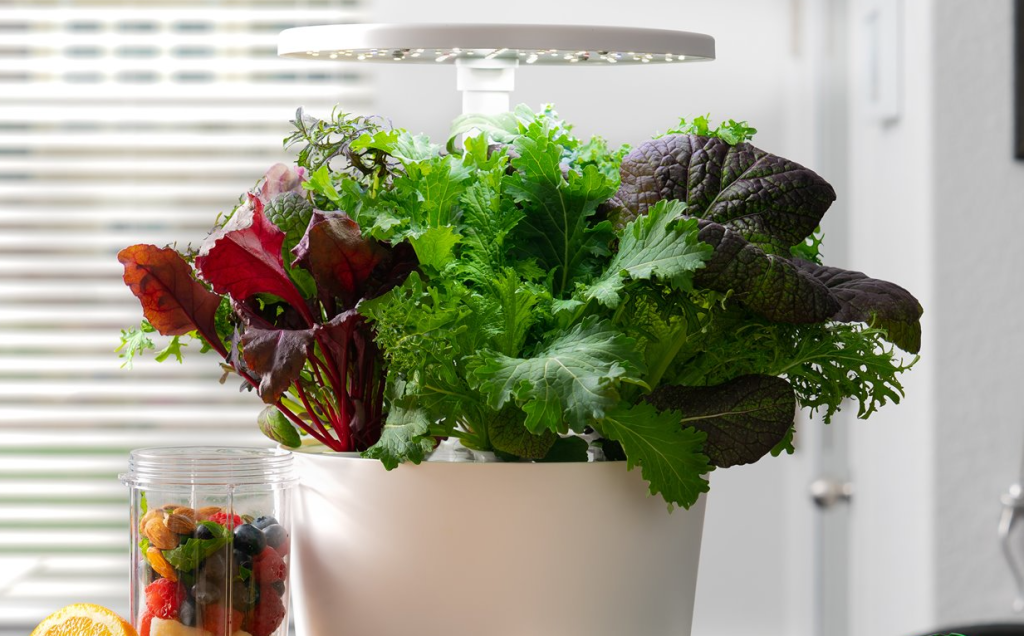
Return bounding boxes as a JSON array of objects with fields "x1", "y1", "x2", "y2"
[{"x1": 120, "y1": 447, "x2": 296, "y2": 636}]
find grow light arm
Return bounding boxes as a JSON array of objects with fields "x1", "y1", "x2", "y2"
[{"x1": 455, "y1": 58, "x2": 518, "y2": 115}]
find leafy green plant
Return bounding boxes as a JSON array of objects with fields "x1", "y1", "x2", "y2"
[{"x1": 119, "y1": 108, "x2": 921, "y2": 510}]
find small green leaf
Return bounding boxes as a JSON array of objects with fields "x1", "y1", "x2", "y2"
[
  {"x1": 361, "y1": 405, "x2": 436, "y2": 470},
  {"x1": 598, "y1": 402, "x2": 712, "y2": 511},
  {"x1": 140, "y1": 491, "x2": 148, "y2": 515},
  {"x1": 257, "y1": 406, "x2": 302, "y2": 448},
  {"x1": 154, "y1": 336, "x2": 185, "y2": 363},
  {"x1": 116, "y1": 321, "x2": 156, "y2": 369},
  {"x1": 409, "y1": 225, "x2": 461, "y2": 271},
  {"x1": 239, "y1": 565, "x2": 252, "y2": 582},
  {"x1": 303, "y1": 166, "x2": 342, "y2": 204}
]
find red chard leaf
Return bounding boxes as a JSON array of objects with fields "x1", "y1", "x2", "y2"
[
  {"x1": 241, "y1": 326, "x2": 314, "y2": 404},
  {"x1": 292, "y1": 211, "x2": 386, "y2": 308},
  {"x1": 118, "y1": 244, "x2": 223, "y2": 352},
  {"x1": 195, "y1": 196, "x2": 312, "y2": 324}
]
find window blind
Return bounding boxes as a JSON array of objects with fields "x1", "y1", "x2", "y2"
[{"x1": 0, "y1": 1, "x2": 370, "y2": 630}]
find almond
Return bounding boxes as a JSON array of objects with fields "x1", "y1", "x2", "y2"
[
  {"x1": 146, "y1": 547, "x2": 177, "y2": 582},
  {"x1": 138, "y1": 509, "x2": 161, "y2": 535},
  {"x1": 144, "y1": 517, "x2": 178, "y2": 550},
  {"x1": 197, "y1": 506, "x2": 222, "y2": 521},
  {"x1": 172, "y1": 506, "x2": 196, "y2": 521},
  {"x1": 166, "y1": 513, "x2": 196, "y2": 535}
]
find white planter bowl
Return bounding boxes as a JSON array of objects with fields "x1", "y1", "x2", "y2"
[{"x1": 290, "y1": 446, "x2": 706, "y2": 636}]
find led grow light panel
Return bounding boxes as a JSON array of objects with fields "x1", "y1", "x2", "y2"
[{"x1": 278, "y1": 23, "x2": 716, "y2": 66}]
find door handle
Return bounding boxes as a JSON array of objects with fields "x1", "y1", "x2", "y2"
[{"x1": 809, "y1": 478, "x2": 854, "y2": 509}]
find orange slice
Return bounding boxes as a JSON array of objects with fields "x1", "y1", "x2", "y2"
[{"x1": 30, "y1": 603, "x2": 138, "y2": 636}]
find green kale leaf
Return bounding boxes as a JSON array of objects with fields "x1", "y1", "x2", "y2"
[
  {"x1": 584, "y1": 201, "x2": 712, "y2": 308},
  {"x1": 597, "y1": 401, "x2": 711, "y2": 510},
  {"x1": 473, "y1": 317, "x2": 645, "y2": 435},
  {"x1": 362, "y1": 405, "x2": 436, "y2": 470}
]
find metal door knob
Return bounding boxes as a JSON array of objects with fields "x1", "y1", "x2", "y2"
[{"x1": 809, "y1": 478, "x2": 854, "y2": 509}]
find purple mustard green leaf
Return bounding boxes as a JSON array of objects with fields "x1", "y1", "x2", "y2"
[
  {"x1": 790, "y1": 259, "x2": 923, "y2": 353},
  {"x1": 643, "y1": 374, "x2": 796, "y2": 468},
  {"x1": 606, "y1": 134, "x2": 835, "y2": 254},
  {"x1": 694, "y1": 220, "x2": 840, "y2": 323},
  {"x1": 240, "y1": 326, "x2": 314, "y2": 404}
]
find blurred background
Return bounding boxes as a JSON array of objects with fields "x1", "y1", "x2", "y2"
[{"x1": 0, "y1": 0, "x2": 1021, "y2": 635}]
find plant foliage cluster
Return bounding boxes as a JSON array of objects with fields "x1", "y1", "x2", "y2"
[{"x1": 120, "y1": 105, "x2": 921, "y2": 509}]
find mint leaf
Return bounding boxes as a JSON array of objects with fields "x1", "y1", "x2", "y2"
[
  {"x1": 598, "y1": 402, "x2": 711, "y2": 510},
  {"x1": 362, "y1": 405, "x2": 436, "y2": 470},
  {"x1": 585, "y1": 201, "x2": 711, "y2": 308},
  {"x1": 140, "y1": 491, "x2": 148, "y2": 515},
  {"x1": 162, "y1": 522, "x2": 229, "y2": 572},
  {"x1": 473, "y1": 317, "x2": 645, "y2": 434}
]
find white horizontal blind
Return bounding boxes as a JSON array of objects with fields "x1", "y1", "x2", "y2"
[{"x1": 0, "y1": 0, "x2": 371, "y2": 631}]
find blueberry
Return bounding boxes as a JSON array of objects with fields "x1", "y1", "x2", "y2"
[
  {"x1": 194, "y1": 524, "x2": 215, "y2": 540},
  {"x1": 233, "y1": 523, "x2": 266, "y2": 556},
  {"x1": 179, "y1": 598, "x2": 196, "y2": 627},
  {"x1": 202, "y1": 551, "x2": 226, "y2": 582},
  {"x1": 231, "y1": 578, "x2": 259, "y2": 611},
  {"x1": 270, "y1": 580, "x2": 286, "y2": 597},
  {"x1": 232, "y1": 548, "x2": 253, "y2": 571},
  {"x1": 262, "y1": 524, "x2": 288, "y2": 550},
  {"x1": 253, "y1": 515, "x2": 278, "y2": 530},
  {"x1": 192, "y1": 578, "x2": 221, "y2": 605}
]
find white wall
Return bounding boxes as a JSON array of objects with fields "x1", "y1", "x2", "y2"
[
  {"x1": 366, "y1": 3, "x2": 815, "y2": 636},
  {"x1": 931, "y1": 0, "x2": 1024, "y2": 626},
  {"x1": 845, "y1": 0, "x2": 938, "y2": 634},
  {"x1": 846, "y1": 0, "x2": 1024, "y2": 633}
]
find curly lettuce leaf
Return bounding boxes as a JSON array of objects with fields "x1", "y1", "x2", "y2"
[
  {"x1": 473, "y1": 317, "x2": 645, "y2": 435},
  {"x1": 597, "y1": 401, "x2": 711, "y2": 510},
  {"x1": 584, "y1": 201, "x2": 712, "y2": 308},
  {"x1": 644, "y1": 374, "x2": 796, "y2": 468}
]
